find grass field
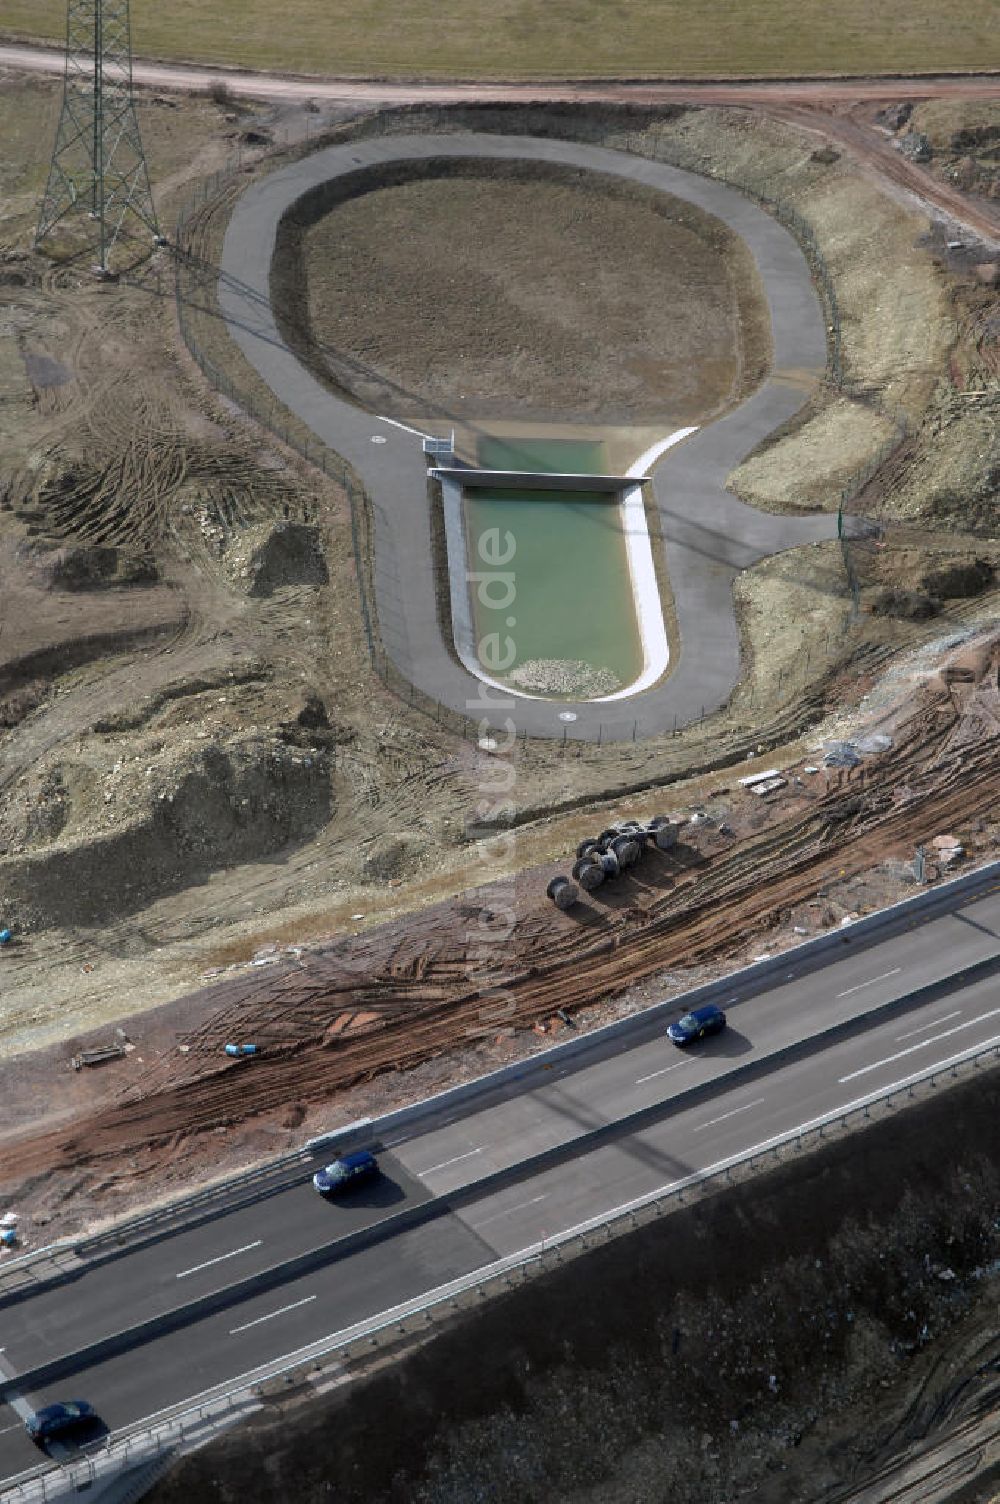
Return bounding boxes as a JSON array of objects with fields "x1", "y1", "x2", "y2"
[{"x1": 1, "y1": 0, "x2": 997, "y2": 80}]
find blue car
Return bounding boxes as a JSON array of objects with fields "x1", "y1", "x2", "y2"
[
  {"x1": 25, "y1": 1400, "x2": 96, "y2": 1444},
  {"x1": 667, "y1": 1003, "x2": 727, "y2": 1046},
  {"x1": 312, "y1": 1149, "x2": 379, "y2": 1195}
]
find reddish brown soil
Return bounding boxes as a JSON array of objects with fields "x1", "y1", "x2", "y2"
[
  {"x1": 766, "y1": 100, "x2": 1000, "y2": 243},
  {"x1": 1, "y1": 634, "x2": 996, "y2": 1239}
]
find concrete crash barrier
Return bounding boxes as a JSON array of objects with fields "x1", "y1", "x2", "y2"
[
  {"x1": 0, "y1": 1247, "x2": 86, "y2": 1302},
  {"x1": 4, "y1": 862, "x2": 996, "y2": 1312},
  {"x1": 4, "y1": 948, "x2": 999, "y2": 1405}
]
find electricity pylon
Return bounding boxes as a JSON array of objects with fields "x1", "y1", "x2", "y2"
[{"x1": 36, "y1": 0, "x2": 160, "y2": 271}]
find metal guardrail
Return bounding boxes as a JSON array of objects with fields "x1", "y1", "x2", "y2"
[
  {"x1": 0, "y1": 114, "x2": 976, "y2": 1495},
  {"x1": 0, "y1": 1150, "x2": 310, "y2": 1302},
  {"x1": 4, "y1": 948, "x2": 998, "y2": 1406},
  {"x1": 3, "y1": 859, "x2": 997, "y2": 1308},
  {"x1": 5, "y1": 1031, "x2": 999, "y2": 1502}
]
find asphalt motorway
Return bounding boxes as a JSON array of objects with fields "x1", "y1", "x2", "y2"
[{"x1": 1, "y1": 877, "x2": 998, "y2": 1477}]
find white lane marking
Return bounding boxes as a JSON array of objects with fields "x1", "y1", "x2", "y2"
[
  {"x1": 176, "y1": 1240, "x2": 263, "y2": 1279},
  {"x1": 896, "y1": 1010, "x2": 962, "y2": 1042},
  {"x1": 0, "y1": 1422, "x2": 24, "y2": 1436},
  {"x1": 422, "y1": 1147, "x2": 483, "y2": 1175},
  {"x1": 836, "y1": 967, "x2": 902, "y2": 999},
  {"x1": 512, "y1": 1035, "x2": 1000, "y2": 1255},
  {"x1": 229, "y1": 1295, "x2": 316, "y2": 1335},
  {"x1": 694, "y1": 1098, "x2": 766, "y2": 1132},
  {"x1": 635, "y1": 1062, "x2": 685, "y2": 1085},
  {"x1": 839, "y1": 1006, "x2": 1000, "y2": 1083},
  {"x1": 474, "y1": 1195, "x2": 548, "y2": 1229}
]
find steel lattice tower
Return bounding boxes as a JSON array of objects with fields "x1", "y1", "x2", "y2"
[{"x1": 36, "y1": 0, "x2": 159, "y2": 270}]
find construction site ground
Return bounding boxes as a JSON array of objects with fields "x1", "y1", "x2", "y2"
[{"x1": 0, "y1": 75, "x2": 997, "y2": 1261}]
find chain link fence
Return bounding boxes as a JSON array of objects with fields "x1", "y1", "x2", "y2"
[
  {"x1": 170, "y1": 112, "x2": 912, "y2": 739},
  {"x1": 174, "y1": 155, "x2": 487, "y2": 742},
  {"x1": 619, "y1": 130, "x2": 914, "y2": 527}
]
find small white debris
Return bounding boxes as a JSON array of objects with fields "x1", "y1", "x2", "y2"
[{"x1": 738, "y1": 768, "x2": 781, "y2": 787}]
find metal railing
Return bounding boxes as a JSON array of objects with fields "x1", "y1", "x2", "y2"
[
  {"x1": 5, "y1": 860, "x2": 996, "y2": 1307},
  {"x1": 0, "y1": 1149, "x2": 310, "y2": 1303},
  {"x1": 4, "y1": 1033, "x2": 998, "y2": 1501}
]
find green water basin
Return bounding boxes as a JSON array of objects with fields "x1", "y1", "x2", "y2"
[
  {"x1": 464, "y1": 483, "x2": 644, "y2": 700},
  {"x1": 477, "y1": 434, "x2": 606, "y2": 475}
]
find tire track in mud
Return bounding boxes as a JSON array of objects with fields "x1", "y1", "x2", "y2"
[
  {"x1": 7, "y1": 675, "x2": 996, "y2": 1180},
  {"x1": 767, "y1": 104, "x2": 1000, "y2": 245}
]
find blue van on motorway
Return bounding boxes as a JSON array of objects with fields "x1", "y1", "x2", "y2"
[
  {"x1": 667, "y1": 1003, "x2": 727, "y2": 1047},
  {"x1": 312, "y1": 1149, "x2": 380, "y2": 1195}
]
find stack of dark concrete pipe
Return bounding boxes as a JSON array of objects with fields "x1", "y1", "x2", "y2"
[{"x1": 546, "y1": 816, "x2": 680, "y2": 909}]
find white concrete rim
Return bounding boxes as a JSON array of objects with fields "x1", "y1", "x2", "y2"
[{"x1": 442, "y1": 427, "x2": 695, "y2": 705}]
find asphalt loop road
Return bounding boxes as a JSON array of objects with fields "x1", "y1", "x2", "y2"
[
  {"x1": 1, "y1": 879, "x2": 998, "y2": 1475},
  {"x1": 219, "y1": 132, "x2": 836, "y2": 740}
]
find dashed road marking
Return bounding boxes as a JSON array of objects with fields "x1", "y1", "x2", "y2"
[
  {"x1": 422, "y1": 1148, "x2": 483, "y2": 1175},
  {"x1": 635, "y1": 1062, "x2": 685, "y2": 1085},
  {"x1": 474, "y1": 1195, "x2": 548, "y2": 1229},
  {"x1": 840, "y1": 1007, "x2": 1000, "y2": 1083},
  {"x1": 176, "y1": 1240, "x2": 263, "y2": 1279},
  {"x1": 694, "y1": 1098, "x2": 766, "y2": 1133},
  {"x1": 229, "y1": 1295, "x2": 316, "y2": 1336},
  {"x1": 836, "y1": 967, "x2": 901, "y2": 998},
  {"x1": 895, "y1": 1010, "x2": 962, "y2": 1042}
]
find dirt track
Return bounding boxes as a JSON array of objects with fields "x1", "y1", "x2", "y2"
[
  {"x1": 0, "y1": 66, "x2": 997, "y2": 1245},
  {"x1": 1, "y1": 52, "x2": 996, "y2": 267},
  {"x1": 2, "y1": 631, "x2": 996, "y2": 1220},
  {"x1": 768, "y1": 101, "x2": 1000, "y2": 243},
  {"x1": 3, "y1": 43, "x2": 1000, "y2": 102}
]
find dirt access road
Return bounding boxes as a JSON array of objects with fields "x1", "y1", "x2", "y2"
[
  {"x1": 2, "y1": 43, "x2": 999, "y2": 106},
  {"x1": 0, "y1": 55, "x2": 996, "y2": 1242},
  {"x1": 2, "y1": 628, "x2": 997, "y2": 1238},
  {"x1": 4, "y1": 43, "x2": 998, "y2": 243}
]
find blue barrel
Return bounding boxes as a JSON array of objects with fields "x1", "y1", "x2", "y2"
[
  {"x1": 0, "y1": 929, "x2": 11, "y2": 945},
  {"x1": 240, "y1": 1043, "x2": 258, "y2": 1056},
  {"x1": 224, "y1": 1043, "x2": 241, "y2": 1057}
]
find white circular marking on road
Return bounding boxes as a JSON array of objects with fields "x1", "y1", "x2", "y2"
[
  {"x1": 370, "y1": 434, "x2": 387, "y2": 444},
  {"x1": 558, "y1": 711, "x2": 577, "y2": 722}
]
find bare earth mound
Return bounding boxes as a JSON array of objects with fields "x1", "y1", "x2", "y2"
[{"x1": 298, "y1": 161, "x2": 770, "y2": 423}]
